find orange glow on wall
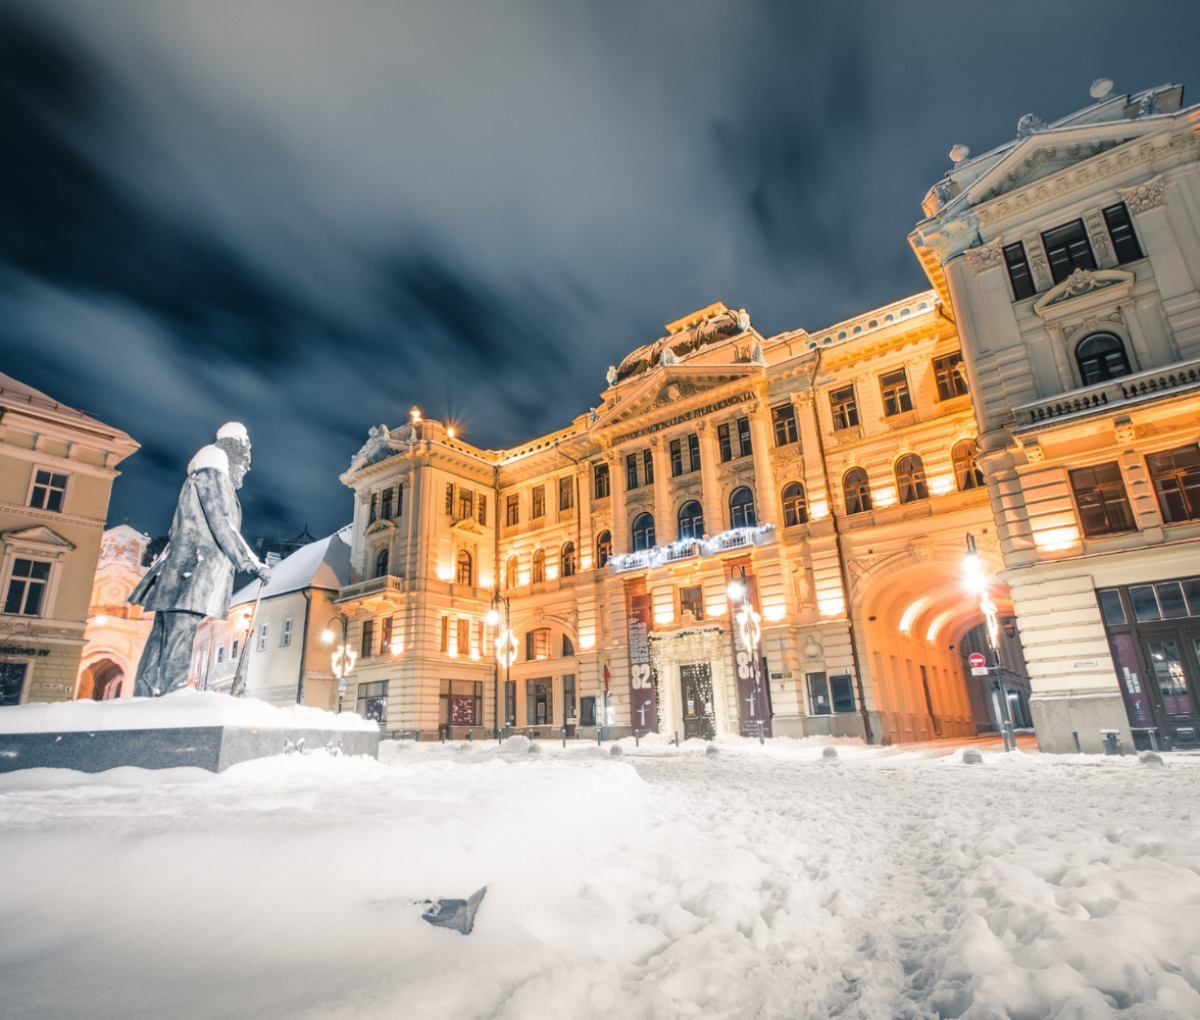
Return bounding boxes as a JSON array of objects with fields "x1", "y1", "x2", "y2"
[{"x1": 1034, "y1": 525, "x2": 1081, "y2": 552}]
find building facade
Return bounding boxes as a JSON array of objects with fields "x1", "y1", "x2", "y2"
[
  {"x1": 75, "y1": 525, "x2": 154, "y2": 700},
  {"x1": 911, "y1": 82, "x2": 1200, "y2": 752},
  {"x1": 0, "y1": 373, "x2": 139, "y2": 706},
  {"x1": 336, "y1": 300, "x2": 1014, "y2": 744}
]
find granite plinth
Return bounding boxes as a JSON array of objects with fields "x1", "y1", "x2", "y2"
[{"x1": 0, "y1": 724, "x2": 380, "y2": 773}]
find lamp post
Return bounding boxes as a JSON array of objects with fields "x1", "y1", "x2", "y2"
[
  {"x1": 727, "y1": 566, "x2": 766, "y2": 745},
  {"x1": 963, "y1": 534, "x2": 1014, "y2": 752},
  {"x1": 321, "y1": 612, "x2": 355, "y2": 714},
  {"x1": 486, "y1": 595, "x2": 515, "y2": 743}
]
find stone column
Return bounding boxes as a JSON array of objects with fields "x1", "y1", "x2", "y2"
[
  {"x1": 748, "y1": 404, "x2": 779, "y2": 526},
  {"x1": 577, "y1": 462, "x2": 594, "y2": 569},
  {"x1": 695, "y1": 423, "x2": 722, "y2": 537},
  {"x1": 1120, "y1": 176, "x2": 1196, "y2": 306},
  {"x1": 650, "y1": 436, "x2": 675, "y2": 544},
  {"x1": 606, "y1": 449, "x2": 627, "y2": 555}
]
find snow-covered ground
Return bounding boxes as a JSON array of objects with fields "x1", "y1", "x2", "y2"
[{"x1": 2, "y1": 736, "x2": 1199, "y2": 1020}]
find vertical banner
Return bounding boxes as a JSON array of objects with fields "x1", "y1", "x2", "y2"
[
  {"x1": 731, "y1": 573, "x2": 773, "y2": 738},
  {"x1": 1108, "y1": 633, "x2": 1155, "y2": 730},
  {"x1": 626, "y1": 590, "x2": 659, "y2": 733}
]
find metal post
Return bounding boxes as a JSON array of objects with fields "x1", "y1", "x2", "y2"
[{"x1": 561, "y1": 726, "x2": 566, "y2": 748}]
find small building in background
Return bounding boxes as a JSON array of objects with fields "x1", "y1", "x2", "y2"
[
  {"x1": 192, "y1": 528, "x2": 351, "y2": 709},
  {"x1": 75, "y1": 525, "x2": 154, "y2": 700}
]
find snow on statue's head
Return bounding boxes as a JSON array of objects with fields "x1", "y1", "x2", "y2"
[{"x1": 215, "y1": 422, "x2": 251, "y2": 489}]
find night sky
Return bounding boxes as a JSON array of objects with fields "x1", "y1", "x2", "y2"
[{"x1": 3, "y1": 1, "x2": 1199, "y2": 544}]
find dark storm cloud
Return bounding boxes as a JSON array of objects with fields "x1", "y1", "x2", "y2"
[{"x1": 2, "y1": 0, "x2": 1199, "y2": 542}]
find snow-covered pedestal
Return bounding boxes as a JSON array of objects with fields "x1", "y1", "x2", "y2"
[{"x1": 0, "y1": 691, "x2": 379, "y2": 773}]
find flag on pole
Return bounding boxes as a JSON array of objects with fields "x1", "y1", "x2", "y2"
[{"x1": 602, "y1": 662, "x2": 611, "y2": 693}]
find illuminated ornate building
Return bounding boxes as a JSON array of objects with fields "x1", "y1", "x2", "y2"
[
  {"x1": 337, "y1": 298, "x2": 1012, "y2": 744},
  {"x1": 912, "y1": 81, "x2": 1200, "y2": 752}
]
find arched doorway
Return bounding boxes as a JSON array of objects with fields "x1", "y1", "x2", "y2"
[
  {"x1": 855, "y1": 552, "x2": 1021, "y2": 744},
  {"x1": 78, "y1": 658, "x2": 126, "y2": 701}
]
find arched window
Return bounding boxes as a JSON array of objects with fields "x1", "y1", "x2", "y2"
[
  {"x1": 632, "y1": 513, "x2": 656, "y2": 552},
  {"x1": 560, "y1": 542, "x2": 576, "y2": 578},
  {"x1": 532, "y1": 549, "x2": 546, "y2": 584},
  {"x1": 1076, "y1": 332, "x2": 1132, "y2": 385},
  {"x1": 456, "y1": 550, "x2": 472, "y2": 586},
  {"x1": 895, "y1": 454, "x2": 929, "y2": 504},
  {"x1": 782, "y1": 482, "x2": 808, "y2": 527},
  {"x1": 375, "y1": 548, "x2": 389, "y2": 579},
  {"x1": 843, "y1": 468, "x2": 872, "y2": 515},
  {"x1": 729, "y1": 487, "x2": 756, "y2": 529},
  {"x1": 952, "y1": 440, "x2": 985, "y2": 492},
  {"x1": 677, "y1": 500, "x2": 704, "y2": 541},
  {"x1": 596, "y1": 531, "x2": 612, "y2": 568},
  {"x1": 506, "y1": 555, "x2": 519, "y2": 589}
]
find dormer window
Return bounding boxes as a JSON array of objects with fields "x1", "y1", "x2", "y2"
[
  {"x1": 1075, "y1": 333, "x2": 1132, "y2": 386},
  {"x1": 1042, "y1": 219, "x2": 1097, "y2": 283}
]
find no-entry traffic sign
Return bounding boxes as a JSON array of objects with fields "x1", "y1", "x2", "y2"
[{"x1": 968, "y1": 652, "x2": 987, "y2": 668}]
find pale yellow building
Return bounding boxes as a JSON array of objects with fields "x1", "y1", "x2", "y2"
[
  {"x1": 0, "y1": 373, "x2": 139, "y2": 706},
  {"x1": 911, "y1": 81, "x2": 1200, "y2": 752}
]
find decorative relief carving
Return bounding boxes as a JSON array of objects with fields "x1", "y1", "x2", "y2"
[
  {"x1": 1119, "y1": 174, "x2": 1166, "y2": 214},
  {"x1": 1021, "y1": 438, "x2": 1045, "y2": 463},
  {"x1": 1113, "y1": 416, "x2": 1136, "y2": 444},
  {"x1": 962, "y1": 237, "x2": 1005, "y2": 272}
]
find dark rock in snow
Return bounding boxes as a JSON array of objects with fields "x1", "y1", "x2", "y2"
[
  {"x1": 422, "y1": 886, "x2": 487, "y2": 935},
  {"x1": 822, "y1": 746, "x2": 839, "y2": 759}
]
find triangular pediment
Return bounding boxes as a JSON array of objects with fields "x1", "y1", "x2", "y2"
[
  {"x1": 592, "y1": 365, "x2": 760, "y2": 433},
  {"x1": 450, "y1": 517, "x2": 485, "y2": 535},
  {"x1": 2, "y1": 525, "x2": 76, "y2": 553},
  {"x1": 364, "y1": 519, "x2": 396, "y2": 537},
  {"x1": 348, "y1": 424, "x2": 402, "y2": 474}
]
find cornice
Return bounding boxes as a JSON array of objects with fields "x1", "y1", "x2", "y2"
[{"x1": 0, "y1": 502, "x2": 105, "y2": 530}]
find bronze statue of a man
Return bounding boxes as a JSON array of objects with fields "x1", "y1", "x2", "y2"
[{"x1": 129, "y1": 423, "x2": 271, "y2": 696}]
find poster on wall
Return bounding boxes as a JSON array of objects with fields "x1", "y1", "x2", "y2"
[
  {"x1": 731, "y1": 573, "x2": 773, "y2": 738},
  {"x1": 1108, "y1": 633, "x2": 1154, "y2": 730},
  {"x1": 627, "y1": 591, "x2": 660, "y2": 733}
]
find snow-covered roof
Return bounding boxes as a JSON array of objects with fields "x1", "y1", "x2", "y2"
[{"x1": 231, "y1": 528, "x2": 352, "y2": 607}]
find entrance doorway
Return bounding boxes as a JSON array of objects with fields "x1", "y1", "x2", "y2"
[
  {"x1": 680, "y1": 663, "x2": 714, "y2": 740},
  {"x1": 1142, "y1": 630, "x2": 1200, "y2": 747}
]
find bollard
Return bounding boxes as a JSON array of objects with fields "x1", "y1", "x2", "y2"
[
  {"x1": 674, "y1": 730, "x2": 679, "y2": 747},
  {"x1": 561, "y1": 726, "x2": 566, "y2": 748},
  {"x1": 635, "y1": 731, "x2": 639, "y2": 747},
  {"x1": 1102, "y1": 730, "x2": 1121, "y2": 756},
  {"x1": 467, "y1": 730, "x2": 473, "y2": 742},
  {"x1": 1072, "y1": 731, "x2": 1082, "y2": 753},
  {"x1": 596, "y1": 727, "x2": 602, "y2": 746},
  {"x1": 442, "y1": 730, "x2": 446, "y2": 745}
]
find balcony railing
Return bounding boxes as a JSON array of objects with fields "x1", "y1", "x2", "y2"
[
  {"x1": 336, "y1": 574, "x2": 405, "y2": 603},
  {"x1": 1015, "y1": 357, "x2": 1200, "y2": 427},
  {"x1": 609, "y1": 525, "x2": 775, "y2": 573}
]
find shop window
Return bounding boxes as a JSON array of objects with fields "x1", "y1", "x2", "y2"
[
  {"x1": 357, "y1": 680, "x2": 388, "y2": 724},
  {"x1": 952, "y1": 440, "x2": 985, "y2": 491},
  {"x1": 895, "y1": 454, "x2": 929, "y2": 504},
  {"x1": 934, "y1": 352, "x2": 969, "y2": 400},
  {"x1": 880, "y1": 370, "x2": 913, "y2": 416},
  {"x1": 1042, "y1": 219, "x2": 1097, "y2": 283},
  {"x1": 3, "y1": 559, "x2": 50, "y2": 616},
  {"x1": 680, "y1": 585, "x2": 704, "y2": 620},
  {"x1": 596, "y1": 531, "x2": 612, "y2": 568},
  {"x1": 532, "y1": 549, "x2": 546, "y2": 583},
  {"x1": 456, "y1": 550, "x2": 472, "y2": 586},
  {"x1": 563, "y1": 674, "x2": 577, "y2": 721},
  {"x1": 1070, "y1": 463, "x2": 1136, "y2": 537},
  {"x1": 1147, "y1": 445, "x2": 1200, "y2": 524},
  {"x1": 718, "y1": 423, "x2": 733, "y2": 462},
  {"x1": 843, "y1": 468, "x2": 872, "y2": 515},
  {"x1": 1128, "y1": 581, "x2": 1198, "y2": 623},
  {"x1": 1003, "y1": 241, "x2": 1036, "y2": 300},
  {"x1": 830, "y1": 385, "x2": 859, "y2": 430},
  {"x1": 782, "y1": 482, "x2": 807, "y2": 527},
  {"x1": 526, "y1": 679, "x2": 553, "y2": 726},
  {"x1": 677, "y1": 500, "x2": 704, "y2": 541},
  {"x1": 1075, "y1": 333, "x2": 1131, "y2": 386},
  {"x1": 772, "y1": 404, "x2": 799, "y2": 446},
  {"x1": 560, "y1": 542, "x2": 576, "y2": 578},
  {"x1": 440, "y1": 679, "x2": 483, "y2": 726},
  {"x1": 594, "y1": 463, "x2": 610, "y2": 499},
  {"x1": 632, "y1": 513, "x2": 656, "y2": 551},
  {"x1": 1103, "y1": 202, "x2": 1144, "y2": 264},
  {"x1": 729, "y1": 487, "x2": 757, "y2": 528},
  {"x1": 1096, "y1": 589, "x2": 1128, "y2": 627}
]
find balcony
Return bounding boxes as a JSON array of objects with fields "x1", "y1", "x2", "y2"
[
  {"x1": 336, "y1": 574, "x2": 406, "y2": 608},
  {"x1": 1014, "y1": 357, "x2": 1200, "y2": 430},
  {"x1": 609, "y1": 525, "x2": 776, "y2": 573}
]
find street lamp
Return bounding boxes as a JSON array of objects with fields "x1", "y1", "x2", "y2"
[
  {"x1": 321, "y1": 612, "x2": 355, "y2": 713},
  {"x1": 486, "y1": 594, "x2": 516, "y2": 742},
  {"x1": 729, "y1": 566, "x2": 766, "y2": 745},
  {"x1": 963, "y1": 534, "x2": 1014, "y2": 752}
]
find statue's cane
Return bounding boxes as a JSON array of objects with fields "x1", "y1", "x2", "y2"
[{"x1": 231, "y1": 584, "x2": 264, "y2": 698}]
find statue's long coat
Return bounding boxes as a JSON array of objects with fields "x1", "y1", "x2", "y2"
[{"x1": 130, "y1": 445, "x2": 259, "y2": 618}]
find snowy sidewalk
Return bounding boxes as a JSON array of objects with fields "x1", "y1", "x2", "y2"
[{"x1": 1, "y1": 739, "x2": 1198, "y2": 1019}]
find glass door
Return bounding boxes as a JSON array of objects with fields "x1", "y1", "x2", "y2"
[{"x1": 1141, "y1": 631, "x2": 1200, "y2": 747}]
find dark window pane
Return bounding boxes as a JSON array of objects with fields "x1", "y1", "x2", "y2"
[
  {"x1": 643, "y1": 449, "x2": 654, "y2": 484},
  {"x1": 737, "y1": 417, "x2": 752, "y2": 457},
  {"x1": 1070, "y1": 463, "x2": 1135, "y2": 536},
  {"x1": 626, "y1": 453, "x2": 638, "y2": 490},
  {"x1": 880, "y1": 370, "x2": 913, "y2": 416},
  {"x1": 688, "y1": 433, "x2": 701, "y2": 472},
  {"x1": 1042, "y1": 219, "x2": 1097, "y2": 283},
  {"x1": 1003, "y1": 241, "x2": 1037, "y2": 300},
  {"x1": 1097, "y1": 589, "x2": 1127, "y2": 627},
  {"x1": 830, "y1": 386, "x2": 859, "y2": 429},
  {"x1": 1103, "y1": 203, "x2": 1144, "y2": 264},
  {"x1": 1156, "y1": 582, "x2": 1188, "y2": 620},
  {"x1": 934, "y1": 353, "x2": 969, "y2": 400},
  {"x1": 1183, "y1": 578, "x2": 1200, "y2": 617},
  {"x1": 830, "y1": 674, "x2": 856, "y2": 713},
  {"x1": 1147, "y1": 445, "x2": 1200, "y2": 524},
  {"x1": 808, "y1": 672, "x2": 831, "y2": 715},
  {"x1": 670, "y1": 440, "x2": 683, "y2": 477},
  {"x1": 1075, "y1": 333, "x2": 1131, "y2": 385},
  {"x1": 772, "y1": 404, "x2": 798, "y2": 446},
  {"x1": 1130, "y1": 585, "x2": 1162, "y2": 622},
  {"x1": 717, "y1": 424, "x2": 732, "y2": 462}
]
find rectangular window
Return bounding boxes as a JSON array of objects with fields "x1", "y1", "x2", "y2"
[
  {"x1": 934, "y1": 353, "x2": 969, "y2": 400},
  {"x1": 444, "y1": 483, "x2": 454, "y2": 515},
  {"x1": 257, "y1": 624, "x2": 269, "y2": 652},
  {"x1": 231, "y1": 638, "x2": 240, "y2": 661},
  {"x1": 1070, "y1": 463, "x2": 1136, "y2": 537},
  {"x1": 643, "y1": 449, "x2": 654, "y2": 484},
  {"x1": 1096, "y1": 589, "x2": 1127, "y2": 627},
  {"x1": 3, "y1": 559, "x2": 50, "y2": 616},
  {"x1": 879, "y1": 369, "x2": 913, "y2": 416},
  {"x1": 772, "y1": 404, "x2": 798, "y2": 446},
  {"x1": 0, "y1": 661, "x2": 28, "y2": 706},
  {"x1": 456, "y1": 617, "x2": 470, "y2": 655},
  {"x1": 440, "y1": 615, "x2": 450, "y2": 653},
  {"x1": 1003, "y1": 241, "x2": 1037, "y2": 300},
  {"x1": 830, "y1": 386, "x2": 859, "y2": 430},
  {"x1": 1103, "y1": 203, "x2": 1143, "y2": 265},
  {"x1": 559, "y1": 476, "x2": 574, "y2": 511},
  {"x1": 477, "y1": 495, "x2": 487, "y2": 526},
  {"x1": 580, "y1": 695, "x2": 596, "y2": 727},
  {"x1": 593, "y1": 463, "x2": 610, "y2": 499},
  {"x1": 670, "y1": 439, "x2": 683, "y2": 477},
  {"x1": 380, "y1": 488, "x2": 394, "y2": 520},
  {"x1": 531, "y1": 485, "x2": 546, "y2": 519},
  {"x1": 369, "y1": 493, "x2": 377, "y2": 524},
  {"x1": 737, "y1": 417, "x2": 752, "y2": 458},
  {"x1": 217, "y1": 645, "x2": 225, "y2": 665},
  {"x1": 458, "y1": 488, "x2": 474, "y2": 521},
  {"x1": 526, "y1": 679, "x2": 553, "y2": 727},
  {"x1": 381, "y1": 616, "x2": 393, "y2": 655},
  {"x1": 281, "y1": 618, "x2": 293, "y2": 647},
  {"x1": 397, "y1": 484, "x2": 404, "y2": 517},
  {"x1": 680, "y1": 585, "x2": 704, "y2": 620},
  {"x1": 356, "y1": 680, "x2": 388, "y2": 724},
  {"x1": 563, "y1": 674, "x2": 577, "y2": 721},
  {"x1": 718, "y1": 423, "x2": 733, "y2": 463},
  {"x1": 1147, "y1": 445, "x2": 1200, "y2": 524},
  {"x1": 506, "y1": 494, "x2": 519, "y2": 526},
  {"x1": 807, "y1": 672, "x2": 830, "y2": 715},
  {"x1": 440, "y1": 679, "x2": 483, "y2": 727},
  {"x1": 29, "y1": 469, "x2": 69, "y2": 513},
  {"x1": 626, "y1": 453, "x2": 639, "y2": 490},
  {"x1": 830, "y1": 674, "x2": 856, "y2": 714},
  {"x1": 1042, "y1": 219, "x2": 1097, "y2": 283},
  {"x1": 688, "y1": 433, "x2": 701, "y2": 472},
  {"x1": 361, "y1": 619, "x2": 375, "y2": 658}
]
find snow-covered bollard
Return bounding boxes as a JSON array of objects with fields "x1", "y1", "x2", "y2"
[
  {"x1": 1139, "y1": 750, "x2": 1165, "y2": 767},
  {"x1": 610, "y1": 743, "x2": 624, "y2": 756},
  {"x1": 961, "y1": 747, "x2": 983, "y2": 764},
  {"x1": 705, "y1": 743, "x2": 719, "y2": 758},
  {"x1": 502, "y1": 735, "x2": 532, "y2": 753},
  {"x1": 822, "y1": 746, "x2": 839, "y2": 759}
]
